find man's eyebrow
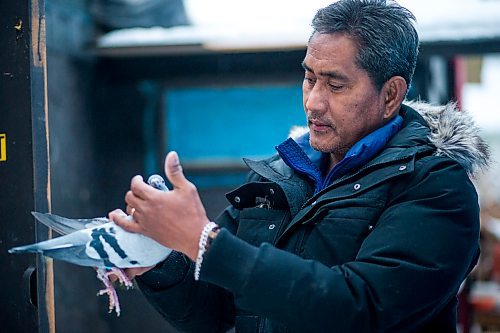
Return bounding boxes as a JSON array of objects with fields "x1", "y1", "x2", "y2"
[
  {"x1": 301, "y1": 61, "x2": 312, "y2": 72},
  {"x1": 301, "y1": 61, "x2": 349, "y2": 82}
]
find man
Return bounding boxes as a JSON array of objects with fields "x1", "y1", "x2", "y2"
[{"x1": 110, "y1": 0, "x2": 490, "y2": 332}]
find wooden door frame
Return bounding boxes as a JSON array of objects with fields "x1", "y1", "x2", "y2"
[{"x1": 0, "y1": 0, "x2": 54, "y2": 332}]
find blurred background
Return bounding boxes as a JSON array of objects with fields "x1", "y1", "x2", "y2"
[{"x1": 3, "y1": 0, "x2": 500, "y2": 332}]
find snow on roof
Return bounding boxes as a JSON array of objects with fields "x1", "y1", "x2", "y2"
[
  {"x1": 402, "y1": 0, "x2": 500, "y2": 42},
  {"x1": 463, "y1": 55, "x2": 500, "y2": 132},
  {"x1": 97, "y1": 0, "x2": 500, "y2": 51}
]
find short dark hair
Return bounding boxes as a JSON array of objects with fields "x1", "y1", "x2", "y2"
[{"x1": 311, "y1": 0, "x2": 419, "y2": 91}]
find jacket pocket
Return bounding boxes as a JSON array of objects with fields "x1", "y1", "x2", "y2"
[
  {"x1": 235, "y1": 315, "x2": 260, "y2": 333},
  {"x1": 300, "y1": 216, "x2": 374, "y2": 266},
  {"x1": 235, "y1": 315, "x2": 290, "y2": 333},
  {"x1": 299, "y1": 197, "x2": 385, "y2": 266},
  {"x1": 237, "y1": 208, "x2": 290, "y2": 246}
]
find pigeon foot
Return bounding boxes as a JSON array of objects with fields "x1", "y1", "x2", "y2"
[{"x1": 96, "y1": 267, "x2": 133, "y2": 316}]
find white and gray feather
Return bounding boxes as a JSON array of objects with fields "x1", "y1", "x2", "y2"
[
  {"x1": 9, "y1": 174, "x2": 173, "y2": 269},
  {"x1": 9, "y1": 212, "x2": 172, "y2": 269}
]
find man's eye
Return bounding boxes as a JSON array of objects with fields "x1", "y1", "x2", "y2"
[
  {"x1": 329, "y1": 83, "x2": 344, "y2": 91},
  {"x1": 304, "y1": 77, "x2": 316, "y2": 85}
]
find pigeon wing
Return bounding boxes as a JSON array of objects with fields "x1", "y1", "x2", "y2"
[
  {"x1": 9, "y1": 229, "x2": 106, "y2": 267},
  {"x1": 32, "y1": 212, "x2": 108, "y2": 235}
]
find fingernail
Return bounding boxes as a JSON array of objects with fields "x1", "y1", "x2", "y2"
[{"x1": 171, "y1": 151, "x2": 179, "y2": 165}]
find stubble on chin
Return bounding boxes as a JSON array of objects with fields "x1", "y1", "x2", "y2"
[{"x1": 309, "y1": 134, "x2": 350, "y2": 159}]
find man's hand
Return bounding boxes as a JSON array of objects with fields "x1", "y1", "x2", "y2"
[
  {"x1": 111, "y1": 151, "x2": 210, "y2": 261},
  {"x1": 107, "y1": 266, "x2": 155, "y2": 283},
  {"x1": 106, "y1": 208, "x2": 157, "y2": 280}
]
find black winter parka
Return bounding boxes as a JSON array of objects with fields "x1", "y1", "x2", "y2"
[{"x1": 137, "y1": 102, "x2": 489, "y2": 333}]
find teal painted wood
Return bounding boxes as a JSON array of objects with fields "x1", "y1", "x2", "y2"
[{"x1": 165, "y1": 85, "x2": 305, "y2": 163}]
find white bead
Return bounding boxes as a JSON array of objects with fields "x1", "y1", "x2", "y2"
[{"x1": 194, "y1": 222, "x2": 218, "y2": 281}]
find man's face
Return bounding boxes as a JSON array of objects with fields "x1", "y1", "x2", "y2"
[{"x1": 302, "y1": 33, "x2": 387, "y2": 162}]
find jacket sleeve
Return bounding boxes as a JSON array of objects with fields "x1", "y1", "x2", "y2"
[
  {"x1": 136, "y1": 205, "x2": 240, "y2": 333},
  {"x1": 200, "y1": 157, "x2": 480, "y2": 332}
]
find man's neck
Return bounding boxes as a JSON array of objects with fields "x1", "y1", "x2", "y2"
[{"x1": 327, "y1": 153, "x2": 344, "y2": 173}]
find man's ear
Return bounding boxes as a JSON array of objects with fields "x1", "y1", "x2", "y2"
[{"x1": 382, "y1": 76, "x2": 407, "y2": 119}]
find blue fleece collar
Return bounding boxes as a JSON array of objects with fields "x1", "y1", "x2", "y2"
[{"x1": 276, "y1": 115, "x2": 403, "y2": 193}]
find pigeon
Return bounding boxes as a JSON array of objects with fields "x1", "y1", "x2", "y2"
[{"x1": 9, "y1": 174, "x2": 172, "y2": 316}]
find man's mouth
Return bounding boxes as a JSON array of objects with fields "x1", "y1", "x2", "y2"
[{"x1": 308, "y1": 119, "x2": 332, "y2": 132}]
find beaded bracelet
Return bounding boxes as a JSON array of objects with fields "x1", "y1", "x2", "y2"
[{"x1": 194, "y1": 222, "x2": 219, "y2": 280}]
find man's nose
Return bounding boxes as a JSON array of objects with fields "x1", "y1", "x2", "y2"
[{"x1": 305, "y1": 84, "x2": 327, "y2": 113}]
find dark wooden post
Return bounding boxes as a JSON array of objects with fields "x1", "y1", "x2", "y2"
[{"x1": 0, "y1": 0, "x2": 54, "y2": 332}]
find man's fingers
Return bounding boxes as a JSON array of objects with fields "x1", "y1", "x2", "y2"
[
  {"x1": 108, "y1": 209, "x2": 126, "y2": 221},
  {"x1": 111, "y1": 212, "x2": 143, "y2": 234},
  {"x1": 130, "y1": 175, "x2": 154, "y2": 200},
  {"x1": 164, "y1": 151, "x2": 191, "y2": 190},
  {"x1": 125, "y1": 188, "x2": 147, "y2": 211},
  {"x1": 125, "y1": 266, "x2": 155, "y2": 279},
  {"x1": 125, "y1": 204, "x2": 135, "y2": 216}
]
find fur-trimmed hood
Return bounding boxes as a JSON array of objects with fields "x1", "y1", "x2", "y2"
[
  {"x1": 289, "y1": 100, "x2": 491, "y2": 177},
  {"x1": 405, "y1": 100, "x2": 490, "y2": 177}
]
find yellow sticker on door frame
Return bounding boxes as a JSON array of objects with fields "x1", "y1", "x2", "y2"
[{"x1": 0, "y1": 134, "x2": 6, "y2": 161}]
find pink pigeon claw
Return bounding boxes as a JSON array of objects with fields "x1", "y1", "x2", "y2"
[{"x1": 96, "y1": 267, "x2": 134, "y2": 316}]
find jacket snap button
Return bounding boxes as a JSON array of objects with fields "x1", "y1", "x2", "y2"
[
  {"x1": 368, "y1": 225, "x2": 374, "y2": 231},
  {"x1": 234, "y1": 196, "x2": 241, "y2": 203},
  {"x1": 353, "y1": 184, "x2": 361, "y2": 190},
  {"x1": 269, "y1": 224, "x2": 276, "y2": 230},
  {"x1": 399, "y1": 165, "x2": 407, "y2": 171},
  {"x1": 270, "y1": 188, "x2": 275, "y2": 195}
]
